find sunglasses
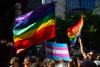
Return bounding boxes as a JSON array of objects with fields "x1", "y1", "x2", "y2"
[
  {"x1": 88, "y1": 54, "x2": 94, "y2": 56},
  {"x1": 10, "y1": 64, "x2": 14, "y2": 67}
]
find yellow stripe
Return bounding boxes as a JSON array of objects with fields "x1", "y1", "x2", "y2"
[
  {"x1": 14, "y1": 19, "x2": 55, "y2": 42},
  {"x1": 37, "y1": 19, "x2": 55, "y2": 31},
  {"x1": 14, "y1": 29, "x2": 37, "y2": 42}
]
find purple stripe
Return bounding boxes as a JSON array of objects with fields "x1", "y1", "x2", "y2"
[
  {"x1": 46, "y1": 45, "x2": 68, "y2": 50},
  {"x1": 16, "y1": 11, "x2": 33, "y2": 22},
  {"x1": 15, "y1": 2, "x2": 55, "y2": 29}
]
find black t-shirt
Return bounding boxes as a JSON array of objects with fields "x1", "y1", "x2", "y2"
[{"x1": 82, "y1": 59, "x2": 97, "y2": 67}]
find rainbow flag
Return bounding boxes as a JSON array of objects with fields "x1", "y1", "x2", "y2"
[
  {"x1": 67, "y1": 15, "x2": 84, "y2": 45},
  {"x1": 15, "y1": 11, "x2": 33, "y2": 24},
  {"x1": 13, "y1": 3, "x2": 56, "y2": 50},
  {"x1": 45, "y1": 41, "x2": 71, "y2": 61}
]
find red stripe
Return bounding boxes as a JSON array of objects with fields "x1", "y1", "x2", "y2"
[{"x1": 15, "y1": 25, "x2": 56, "y2": 49}]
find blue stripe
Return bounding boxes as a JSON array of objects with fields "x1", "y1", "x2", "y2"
[
  {"x1": 15, "y1": 3, "x2": 55, "y2": 29},
  {"x1": 47, "y1": 54, "x2": 71, "y2": 61},
  {"x1": 46, "y1": 41, "x2": 68, "y2": 48}
]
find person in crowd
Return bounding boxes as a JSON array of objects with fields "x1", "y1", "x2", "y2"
[
  {"x1": 23, "y1": 56, "x2": 31, "y2": 67},
  {"x1": 78, "y1": 37, "x2": 97, "y2": 67},
  {"x1": 31, "y1": 56, "x2": 38, "y2": 67},
  {"x1": 67, "y1": 56, "x2": 81, "y2": 67},
  {"x1": 0, "y1": 0, "x2": 18, "y2": 66},
  {"x1": 9, "y1": 57, "x2": 19, "y2": 67},
  {"x1": 0, "y1": 40, "x2": 16, "y2": 67},
  {"x1": 54, "y1": 58, "x2": 65, "y2": 67},
  {"x1": 47, "y1": 59, "x2": 55, "y2": 67},
  {"x1": 94, "y1": 55, "x2": 100, "y2": 67},
  {"x1": 76, "y1": 55, "x2": 84, "y2": 66}
]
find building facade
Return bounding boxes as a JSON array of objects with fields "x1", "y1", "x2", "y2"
[
  {"x1": 42, "y1": 0, "x2": 66, "y2": 20},
  {"x1": 94, "y1": 0, "x2": 100, "y2": 15},
  {"x1": 66, "y1": 0, "x2": 95, "y2": 14}
]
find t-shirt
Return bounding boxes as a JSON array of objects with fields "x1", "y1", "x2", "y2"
[
  {"x1": 82, "y1": 59, "x2": 97, "y2": 67},
  {"x1": 94, "y1": 60, "x2": 100, "y2": 67}
]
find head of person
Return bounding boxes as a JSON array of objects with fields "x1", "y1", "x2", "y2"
[
  {"x1": 87, "y1": 50, "x2": 95, "y2": 61},
  {"x1": 23, "y1": 56, "x2": 31, "y2": 67},
  {"x1": 96, "y1": 55, "x2": 100, "y2": 60},
  {"x1": 10, "y1": 57, "x2": 19, "y2": 67}
]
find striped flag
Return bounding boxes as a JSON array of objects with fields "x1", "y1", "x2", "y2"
[
  {"x1": 13, "y1": 2, "x2": 56, "y2": 51},
  {"x1": 45, "y1": 41, "x2": 71, "y2": 61},
  {"x1": 67, "y1": 15, "x2": 84, "y2": 45},
  {"x1": 15, "y1": 11, "x2": 33, "y2": 24}
]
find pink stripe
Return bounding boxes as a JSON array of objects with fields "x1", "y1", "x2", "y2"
[
  {"x1": 47, "y1": 52, "x2": 70, "y2": 57},
  {"x1": 46, "y1": 45, "x2": 68, "y2": 50}
]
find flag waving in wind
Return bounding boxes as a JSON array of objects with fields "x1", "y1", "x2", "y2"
[
  {"x1": 13, "y1": 2, "x2": 56, "y2": 51},
  {"x1": 45, "y1": 41, "x2": 71, "y2": 61},
  {"x1": 67, "y1": 15, "x2": 84, "y2": 45}
]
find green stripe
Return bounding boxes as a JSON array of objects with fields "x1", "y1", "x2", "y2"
[{"x1": 14, "y1": 14, "x2": 55, "y2": 36}]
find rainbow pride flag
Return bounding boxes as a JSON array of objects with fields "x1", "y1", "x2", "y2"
[
  {"x1": 67, "y1": 15, "x2": 84, "y2": 45},
  {"x1": 45, "y1": 41, "x2": 71, "y2": 61},
  {"x1": 15, "y1": 11, "x2": 33, "y2": 24},
  {"x1": 13, "y1": 3, "x2": 56, "y2": 50}
]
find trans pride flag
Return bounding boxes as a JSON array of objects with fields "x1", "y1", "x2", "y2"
[
  {"x1": 45, "y1": 41, "x2": 71, "y2": 61},
  {"x1": 67, "y1": 15, "x2": 84, "y2": 45},
  {"x1": 13, "y1": 2, "x2": 56, "y2": 50}
]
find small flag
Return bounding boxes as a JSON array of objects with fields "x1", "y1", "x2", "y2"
[
  {"x1": 45, "y1": 41, "x2": 71, "y2": 61},
  {"x1": 67, "y1": 15, "x2": 84, "y2": 45}
]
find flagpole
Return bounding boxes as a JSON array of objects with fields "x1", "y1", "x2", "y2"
[
  {"x1": 44, "y1": 41, "x2": 48, "y2": 58},
  {"x1": 44, "y1": 41, "x2": 48, "y2": 66}
]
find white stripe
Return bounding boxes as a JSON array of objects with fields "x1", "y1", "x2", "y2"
[{"x1": 46, "y1": 47, "x2": 69, "y2": 54}]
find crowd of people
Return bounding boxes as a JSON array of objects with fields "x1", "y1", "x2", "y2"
[
  {"x1": 7, "y1": 37, "x2": 100, "y2": 67},
  {"x1": 0, "y1": 0, "x2": 99, "y2": 67}
]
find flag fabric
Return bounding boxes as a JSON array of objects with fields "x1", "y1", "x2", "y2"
[
  {"x1": 14, "y1": 2, "x2": 55, "y2": 29},
  {"x1": 45, "y1": 41, "x2": 71, "y2": 61},
  {"x1": 13, "y1": 2, "x2": 56, "y2": 50},
  {"x1": 15, "y1": 11, "x2": 33, "y2": 23},
  {"x1": 67, "y1": 15, "x2": 84, "y2": 45}
]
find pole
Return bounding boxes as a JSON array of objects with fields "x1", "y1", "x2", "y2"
[
  {"x1": 44, "y1": 41, "x2": 48, "y2": 66},
  {"x1": 44, "y1": 41, "x2": 48, "y2": 58}
]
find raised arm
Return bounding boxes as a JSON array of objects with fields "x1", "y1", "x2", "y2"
[{"x1": 78, "y1": 37, "x2": 87, "y2": 59}]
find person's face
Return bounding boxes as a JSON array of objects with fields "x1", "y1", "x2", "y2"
[
  {"x1": 88, "y1": 51, "x2": 95, "y2": 60},
  {"x1": 96, "y1": 56, "x2": 100, "y2": 60},
  {"x1": 23, "y1": 59, "x2": 31, "y2": 67}
]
